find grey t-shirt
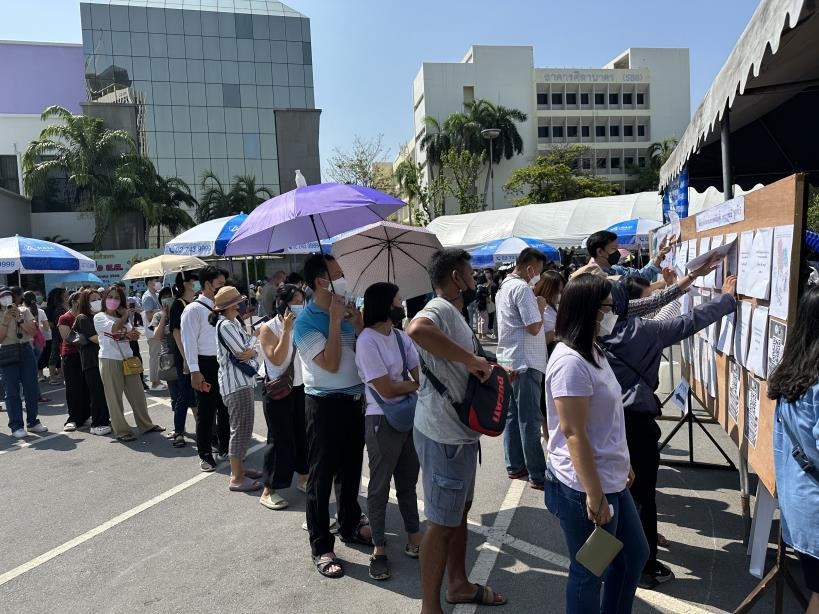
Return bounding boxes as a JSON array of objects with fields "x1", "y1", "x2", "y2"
[{"x1": 412, "y1": 297, "x2": 481, "y2": 445}]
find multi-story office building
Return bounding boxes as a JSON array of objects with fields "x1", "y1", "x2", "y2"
[
  {"x1": 80, "y1": 0, "x2": 321, "y2": 200},
  {"x1": 401, "y1": 45, "x2": 690, "y2": 215}
]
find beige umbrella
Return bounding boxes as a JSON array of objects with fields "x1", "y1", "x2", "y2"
[{"x1": 122, "y1": 254, "x2": 207, "y2": 280}]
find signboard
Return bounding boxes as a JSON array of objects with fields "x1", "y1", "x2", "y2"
[
  {"x1": 662, "y1": 167, "x2": 689, "y2": 221},
  {"x1": 83, "y1": 249, "x2": 163, "y2": 289}
]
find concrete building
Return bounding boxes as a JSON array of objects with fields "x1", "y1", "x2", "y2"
[
  {"x1": 402, "y1": 45, "x2": 690, "y2": 215},
  {"x1": 80, "y1": 0, "x2": 322, "y2": 200}
]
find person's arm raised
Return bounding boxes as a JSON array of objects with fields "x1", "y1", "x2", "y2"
[{"x1": 311, "y1": 295, "x2": 345, "y2": 374}]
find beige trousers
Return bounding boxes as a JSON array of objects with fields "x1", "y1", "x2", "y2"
[{"x1": 99, "y1": 358, "x2": 154, "y2": 437}]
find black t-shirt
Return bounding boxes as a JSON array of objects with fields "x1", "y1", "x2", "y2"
[
  {"x1": 75, "y1": 314, "x2": 100, "y2": 372},
  {"x1": 168, "y1": 298, "x2": 188, "y2": 354}
]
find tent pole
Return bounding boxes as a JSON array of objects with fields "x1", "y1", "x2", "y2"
[{"x1": 720, "y1": 105, "x2": 734, "y2": 201}]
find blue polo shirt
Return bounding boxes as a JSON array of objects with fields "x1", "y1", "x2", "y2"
[{"x1": 293, "y1": 300, "x2": 363, "y2": 397}]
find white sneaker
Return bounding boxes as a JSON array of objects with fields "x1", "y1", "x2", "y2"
[
  {"x1": 90, "y1": 426, "x2": 112, "y2": 436},
  {"x1": 28, "y1": 423, "x2": 48, "y2": 434},
  {"x1": 12, "y1": 428, "x2": 28, "y2": 439},
  {"x1": 64, "y1": 422, "x2": 77, "y2": 432}
]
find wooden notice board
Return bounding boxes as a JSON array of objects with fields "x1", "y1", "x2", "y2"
[{"x1": 673, "y1": 174, "x2": 806, "y2": 494}]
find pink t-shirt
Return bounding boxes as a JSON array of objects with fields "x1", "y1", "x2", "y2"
[
  {"x1": 544, "y1": 342, "x2": 630, "y2": 494},
  {"x1": 354, "y1": 327, "x2": 420, "y2": 416}
]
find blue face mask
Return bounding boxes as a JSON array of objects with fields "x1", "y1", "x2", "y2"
[
  {"x1": 191, "y1": 280, "x2": 201, "y2": 293},
  {"x1": 289, "y1": 304, "x2": 304, "y2": 315}
]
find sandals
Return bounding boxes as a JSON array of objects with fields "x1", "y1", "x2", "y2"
[
  {"x1": 340, "y1": 519, "x2": 374, "y2": 547},
  {"x1": 368, "y1": 554, "x2": 390, "y2": 581},
  {"x1": 446, "y1": 584, "x2": 507, "y2": 606},
  {"x1": 116, "y1": 433, "x2": 137, "y2": 442},
  {"x1": 657, "y1": 533, "x2": 671, "y2": 548},
  {"x1": 313, "y1": 554, "x2": 344, "y2": 579},
  {"x1": 229, "y1": 477, "x2": 262, "y2": 492},
  {"x1": 259, "y1": 492, "x2": 289, "y2": 510},
  {"x1": 404, "y1": 543, "x2": 420, "y2": 558},
  {"x1": 243, "y1": 468, "x2": 262, "y2": 479},
  {"x1": 143, "y1": 425, "x2": 165, "y2": 434},
  {"x1": 172, "y1": 434, "x2": 186, "y2": 448}
]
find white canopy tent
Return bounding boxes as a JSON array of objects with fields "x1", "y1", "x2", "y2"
[{"x1": 426, "y1": 187, "x2": 760, "y2": 250}]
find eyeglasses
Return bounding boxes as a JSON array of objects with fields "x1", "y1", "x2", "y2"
[{"x1": 600, "y1": 302, "x2": 614, "y2": 307}]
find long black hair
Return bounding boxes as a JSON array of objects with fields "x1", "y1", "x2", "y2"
[
  {"x1": 555, "y1": 273, "x2": 611, "y2": 368},
  {"x1": 767, "y1": 285, "x2": 819, "y2": 402},
  {"x1": 363, "y1": 282, "x2": 399, "y2": 328},
  {"x1": 45, "y1": 287, "x2": 66, "y2": 322}
]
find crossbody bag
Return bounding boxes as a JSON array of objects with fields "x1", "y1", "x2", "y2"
[
  {"x1": 367, "y1": 330, "x2": 417, "y2": 433},
  {"x1": 108, "y1": 330, "x2": 143, "y2": 376},
  {"x1": 216, "y1": 320, "x2": 258, "y2": 379}
]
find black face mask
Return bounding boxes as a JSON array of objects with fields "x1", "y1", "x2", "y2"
[
  {"x1": 389, "y1": 306, "x2": 406, "y2": 328},
  {"x1": 607, "y1": 250, "x2": 621, "y2": 267},
  {"x1": 460, "y1": 286, "x2": 478, "y2": 306}
]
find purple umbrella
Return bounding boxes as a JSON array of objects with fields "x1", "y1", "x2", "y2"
[{"x1": 224, "y1": 183, "x2": 405, "y2": 256}]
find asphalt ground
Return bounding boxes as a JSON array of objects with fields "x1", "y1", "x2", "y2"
[{"x1": 0, "y1": 338, "x2": 808, "y2": 613}]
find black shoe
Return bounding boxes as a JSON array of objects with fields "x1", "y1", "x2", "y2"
[
  {"x1": 638, "y1": 561, "x2": 675, "y2": 590},
  {"x1": 368, "y1": 554, "x2": 390, "y2": 581}
]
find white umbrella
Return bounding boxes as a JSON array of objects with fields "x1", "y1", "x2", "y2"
[
  {"x1": 331, "y1": 221, "x2": 442, "y2": 299},
  {"x1": 0, "y1": 235, "x2": 96, "y2": 274},
  {"x1": 122, "y1": 254, "x2": 207, "y2": 280},
  {"x1": 165, "y1": 213, "x2": 248, "y2": 257}
]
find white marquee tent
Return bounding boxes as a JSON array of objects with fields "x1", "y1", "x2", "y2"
[{"x1": 426, "y1": 186, "x2": 760, "y2": 250}]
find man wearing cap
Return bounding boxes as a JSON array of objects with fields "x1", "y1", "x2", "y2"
[
  {"x1": 0, "y1": 286, "x2": 47, "y2": 438},
  {"x1": 142, "y1": 278, "x2": 164, "y2": 390}
]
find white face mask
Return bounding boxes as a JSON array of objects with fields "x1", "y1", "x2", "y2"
[
  {"x1": 288, "y1": 304, "x2": 304, "y2": 315},
  {"x1": 0, "y1": 295, "x2": 12, "y2": 308},
  {"x1": 528, "y1": 273, "x2": 541, "y2": 288},
  {"x1": 90, "y1": 299, "x2": 103, "y2": 314},
  {"x1": 330, "y1": 276, "x2": 348, "y2": 297},
  {"x1": 555, "y1": 293, "x2": 562, "y2": 305},
  {"x1": 598, "y1": 310, "x2": 618, "y2": 337}
]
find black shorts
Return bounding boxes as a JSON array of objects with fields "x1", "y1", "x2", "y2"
[{"x1": 798, "y1": 550, "x2": 819, "y2": 593}]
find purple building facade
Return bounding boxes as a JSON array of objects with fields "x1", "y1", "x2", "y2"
[{"x1": 0, "y1": 41, "x2": 85, "y2": 114}]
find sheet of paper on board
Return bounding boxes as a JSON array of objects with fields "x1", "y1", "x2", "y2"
[
  {"x1": 734, "y1": 301, "x2": 753, "y2": 367},
  {"x1": 746, "y1": 305, "x2": 769, "y2": 378},
  {"x1": 745, "y1": 228, "x2": 774, "y2": 300},
  {"x1": 736, "y1": 230, "x2": 755, "y2": 295},
  {"x1": 769, "y1": 225, "x2": 794, "y2": 319}
]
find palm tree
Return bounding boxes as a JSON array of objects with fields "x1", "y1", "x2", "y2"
[
  {"x1": 394, "y1": 158, "x2": 429, "y2": 225},
  {"x1": 22, "y1": 105, "x2": 136, "y2": 241},
  {"x1": 418, "y1": 117, "x2": 451, "y2": 180},
  {"x1": 196, "y1": 172, "x2": 274, "y2": 222},
  {"x1": 647, "y1": 137, "x2": 678, "y2": 170}
]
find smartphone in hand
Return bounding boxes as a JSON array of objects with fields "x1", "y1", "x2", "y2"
[{"x1": 200, "y1": 381, "x2": 211, "y2": 392}]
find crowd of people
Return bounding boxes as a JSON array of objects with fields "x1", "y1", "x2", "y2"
[{"x1": 1, "y1": 227, "x2": 817, "y2": 614}]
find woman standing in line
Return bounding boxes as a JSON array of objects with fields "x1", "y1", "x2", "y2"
[
  {"x1": 23, "y1": 291, "x2": 51, "y2": 403},
  {"x1": 45, "y1": 288, "x2": 67, "y2": 385},
  {"x1": 533, "y1": 271, "x2": 565, "y2": 354},
  {"x1": 167, "y1": 272, "x2": 198, "y2": 447},
  {"x1": 767, "y1": 285, "x2": 819, "y2": 614},
  {"x1": 258, "y1": 284, "x2": 308, "y2": 510},
  {"x1": 57, "y1": 291, "x2": 91, "y2": 431},
  {"x1": 213, "y1": 286, "x2": 262, "y2": 492},
  {"x1": 94, "y1": 285, "x2": 163, "y2": 442},
  {"x1": 73, "y1": 289, "x2": 112, "y2": 435},
  {"x1": 542, "y1": 273, "x2": 647, "y2": 614},
  {"x1": 147, "y1": 286, "x2": 178, "y2": 408},
  {"x1": 355, "y1": 282, "x2": 422, "y2": 581}
]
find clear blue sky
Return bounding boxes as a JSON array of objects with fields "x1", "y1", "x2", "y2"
[{"x1": 1, "y1": 0, "x2": 759, "y2": 169}]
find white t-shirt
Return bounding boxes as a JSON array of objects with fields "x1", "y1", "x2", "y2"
[
  {"x1": 93, "y1": 312, "x2": 134, "y2": 360},
  {"x1": 260, "y1": 315, "x2": 303, "y2": 387},
  {"x1": 544, "y1": 343, "x2": 630, "y2": 494},
  {"x1": 355, "y1": 327, "x2": 420, "y2": 416},
  {"x1": 37, "y1": 309, "x2": 52, "y2": 341}
]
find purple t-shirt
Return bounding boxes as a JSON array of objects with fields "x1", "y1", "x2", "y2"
[
  {"x1": 354, "y1": 327, "x2": 420, "y2": 416},
  {"x1": 544, "y1": 342, "x2": 630, "y2": 494}
]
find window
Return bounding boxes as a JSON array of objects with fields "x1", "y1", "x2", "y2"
[
  {"x1": 551, "y1": 93, "x2": 563, "y2": 105},
  {"x1": 637, "y1": 93, "x2": 645, "y2": 105},
  {"x1": 624, "y1": 157, "x2": 634, "y2": 167},
  {"x1": 637, "y1": 125, "x2": 646, "y2": 137},
  {"x1": 624, "y1": 125, "x2": 634, "y2": 137},
  {"x1": 611, "y1": 157, "x2": 621, "y2": 169},
  {"x1": 552, "y1": 126, "x2": 564, "y2": 138},
  {"x1": 595, "y1": 125, "x2": 606, "y2": 137},
  {"x1": 609, "y1": 93, "x2": 618, "y2": 105},
  {"x1": 566, "y1": 93, "x2": 577, "y2": 105},
  {"x1": 580, "y1": 93, "x2": 589, "y2": 105},
  {"x1": 222, "y1": 83, "x2": 241, "y2": 108},
  {"x1": 594, "y1": 93, "x2": 605, "y2": 105},
  {"x1": 235, "y1": 13, "x2": 253, "y2": 39},
  {"x1": 609, "y1": 125, "x2": 620, "y2": 137},
  {"x1": 536, "y1": 93, "x2": 547, "y2": 105},
  {"x1": 537, "y1": 126, "x2": 548, "y2": 138},
  {"x1": 0, "y1": 155, "x2": 19, "y2": 193},
  {"x1": 623, "y1": 93, "x2": 633, "y2": 105},
  {"x1": 567, "y1": 126, "x2": 578, "y2": 138},
  {"x1": 597, "y1": 157, "x2": 607, "y2": 169},
  {"x1": 463, "y1": 85, "x2": 474, "y2": 106},
  {"x1": 582, "y1": 158, "x2": 591, "y2": 170},
  {"x1": 638, "y1": 156, "x2": 646, "y2": 168},
  {"x1": 581, "y1": 125, "x2": 590, "y2": 137}
]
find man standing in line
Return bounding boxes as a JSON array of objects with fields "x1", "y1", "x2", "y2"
[
  {"x1": 142, "y1": 278, "x2": 164, "y2": 390},
  {"x1": 261, "y1": 270, "x2": 287, "y2": 316},
  {"x1": 293, "y1": 254, "x2": 370, "y2": 579},
  {"x1": 407, "y1": 249, "x2": 507, "y2": 611},
  {"x1": 181, "y1": 266, "x2": 231, "y2": 472},
  {"x1": 586, "y1": 230, "x2": 672, "y2": 281},
  {"x1": 495, "y1": 248, "x2": 549, "y2": 490}
]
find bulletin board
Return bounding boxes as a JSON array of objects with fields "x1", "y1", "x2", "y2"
[{"x1": 673, "y1": 174, "x2": 807, "y2": 494}]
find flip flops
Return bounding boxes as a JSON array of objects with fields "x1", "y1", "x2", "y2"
[
  {"x1": 259, "y1": 492, "x2": 289, "y2": 510},
  {"x1": 116, "y1": 433, "x2": 137, "y2": 442},
  {"x1": 229, "y1": 477, "x2": 262, "y2": 492},
  {"x1": 446, "y1": 584, "x2": 507, "y2": 606},
  {"x1": 142, "y1": 425, "x2": 165, "y2": 434}
]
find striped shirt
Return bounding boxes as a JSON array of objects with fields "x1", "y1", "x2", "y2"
[
  {"x1": 293, "y1": 300, "x2": 363, "y2": 397},
  {"x1": 215, "y1": 317, "x2": 258, "y2": 398}
]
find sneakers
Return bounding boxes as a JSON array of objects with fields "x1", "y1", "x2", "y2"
[
  {"x1": 214, "y1": 452, "x2": 229, "y2": 464},
  {"x1": 12, "y1": 428, "x2": 28, "y2": 439},
  {"x1": 638, "y1": 561, "x2": 675, "y2": 590},
  {"x1": 90, "y1": 426, "x2": 112, "y2": 436},
  {"x1": 64, "y1": 422, "x2": 77, "y2": 432},
  {"x1": 200, "y1": 457, "x2": 216, "y2": 472},
  {"x1": 28, "y1": 422, "x2": 48, "y2": 434}
]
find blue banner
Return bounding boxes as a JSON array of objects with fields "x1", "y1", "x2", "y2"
[{"x1": 663, "y1": 167, "x2": 689, "y2": 221}]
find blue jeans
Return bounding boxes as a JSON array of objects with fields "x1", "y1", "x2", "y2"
[
  {"x1": 2, "y1": 344, "x2": 41, "y2": 433},
  {"x1": 503, "y1": 368, "x2": 546, "y2": 483},
  {"x1": 544, "y1": 470, "x2": 648, "y2": 614},
  {"x1": 172, "y1": 351, "x2": 194, "y2": 435}
]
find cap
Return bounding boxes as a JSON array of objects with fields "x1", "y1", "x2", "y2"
[{"x1": 213, "y1": 286, "x2": 245, "y2": 311}]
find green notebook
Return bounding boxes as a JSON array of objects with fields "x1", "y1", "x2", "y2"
[{"x1": 575, "y1": 525, "x2": 624, "y2": 577}]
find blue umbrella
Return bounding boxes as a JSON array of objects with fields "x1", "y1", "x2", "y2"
[
  {"x1": 605, "y1": 218, "x2": 663, "y2": 249},
  {"x1": 806, "y1": 230, "x2": 819, "y2": 252},
  {"x1": 469, "y1": 237, "x2": 560, "y2": 269},
  {"x1": 0, "y1": 235, "x2": 96, "y2": 274},
  {"x1": 49, "y1": 271, "x2": 103, "y2": 286},
  {"x1": 165, "y1": 213, "x2": 248, "y2": 257}
]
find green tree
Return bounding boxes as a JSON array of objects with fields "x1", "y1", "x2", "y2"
[
  {"x1": 22, "y1": 105, "x2": 136, "y2": 246},
  {"x1": 394, "y1": 155, "x2": 431, "y2": 225},
  {"x1": 419, "y1": 117, "x2": 452, "y2": 180},
  {"x1": 325, "y1": 134, "x2": 394, "y2": 193},
  {"x1": 627, "y1": 137, "x2": 679, "y2": 192},
  {"x1": 808, "y1": 186, "x2": 819, "y2": 233},
  {"x1": 504, "y1": 145, "x2": 618, "y2": 206},
  {"x1": 197, "y1": 172, "x2": 274, "y2": 223},
  {"x1": 440, "y1": 149, "x2": 486, "y2": 214}
]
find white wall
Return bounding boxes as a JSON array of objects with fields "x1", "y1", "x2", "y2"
[{"x1": 626, "y1": 48, "x2": 690, "y2": 142}]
